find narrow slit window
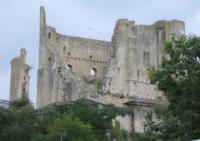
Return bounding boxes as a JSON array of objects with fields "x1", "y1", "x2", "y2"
[
  {"x1": 147, "y1": 52, "x2": 150, "y2": 65},
  {"x1": 48, "y1": 57, "x2": 52, "y2": 62},
  {"x1": 137, "y1": 70, "x2": 140, "y2": 80},
  {"x1": 143, "y1": 51, "x2": 146, "y2": 65},
  {"x1": 48, "y1": 32, "x2": 51, "y2": 39},
  {"x1": 63, "y1": 46, "x2": 66, "y2": 51},
  {"x1": 117, "y1": 68, "x2": 120, "y2": 73}
]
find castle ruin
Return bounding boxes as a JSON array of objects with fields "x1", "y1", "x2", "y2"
[
  {"x1": 9, "y1": 6, "x2": 185, "y2": 133},
  {"x1": 10, "y1": 48, "x2": 30, "y2": 101}
]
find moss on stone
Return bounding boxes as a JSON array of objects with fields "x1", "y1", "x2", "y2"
[{"x1": 86, "y1": 79, "x2": 103, "y2": 89}]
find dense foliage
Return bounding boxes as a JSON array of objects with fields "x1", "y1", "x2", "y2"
[
  {"x1": 0, "y1": 98, "x2": 131, "y2": 141},
  {"x1": 0, "y1": 98, "x2": 39, "y2": 141},
  {"x1": 147, "y1": 35, "x2": 200, "y2": 141}
]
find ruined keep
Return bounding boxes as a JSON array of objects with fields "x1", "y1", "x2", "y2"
[
  {"x1": 37, "y1": 6, "x2": 185, "y2": 132},
  {"x1": 10, "y1": 48, "x2": 30, "y2": 101}
]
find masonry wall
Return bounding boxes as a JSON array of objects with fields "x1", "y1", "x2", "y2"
[
  {"x1": 57, "y1": 34, "x2": 113, "y2": 77},
  {"x1": 104, "y1": 19, "x2": 185, "y2": 101},
  {"x1": 37, "y1": 7, "x2": 113, "y2": 108},
  {"x1": 10, "y1": 49, "x2": 30, "y2": 101}
]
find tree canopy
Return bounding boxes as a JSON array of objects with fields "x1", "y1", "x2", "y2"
[
  {"x1": 147, "y1": 35, "x2": 200, "y2": 141},
  {"x1": 0, "y1": 98, "x2": 131, "y2": 141}
]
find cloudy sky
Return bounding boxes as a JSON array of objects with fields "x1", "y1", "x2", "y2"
[{"x1": 0, "y1": 0, "x2": 199, "y2": 105}]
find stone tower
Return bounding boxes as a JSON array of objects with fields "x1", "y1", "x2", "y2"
[{"x1": 10, "y1": 48, "x2": 30, "y2": 101}]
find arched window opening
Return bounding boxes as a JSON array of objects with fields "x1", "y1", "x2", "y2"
[
  {"x1": 67, "y1": 52, "x2": 71, "y2": 56},
  {"x1": 65, "y1": 64, "x2": 72, "y2": 71},
  {"x1": 90, "y1": 68, "x2": 97, "y2": 76},
  {"x1": 89, "y1": 55, "x2": 92, "y2": 59},
  {"x1": 48, "y1": 32, "x2": 51, "y2": 39}
]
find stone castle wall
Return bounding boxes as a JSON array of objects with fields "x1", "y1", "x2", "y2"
[
  {"x1": 37, "y1": 6, "x2": 185, "y2": 132},
  {"x1": 104, "y1": 19, "x2": 185, "y2": 101},
  {"x1": 37, "y1": 7, "x2": 115, "y2": 107}
]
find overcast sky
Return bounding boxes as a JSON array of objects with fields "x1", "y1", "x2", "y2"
[{"x1": 0, "y1": 0, "x2": 200, "y2": 105}]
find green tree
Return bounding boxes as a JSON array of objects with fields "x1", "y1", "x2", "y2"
[
  {"x1": 32, "y1": 99, "x2": 131, "y2": 141},
  {"x1": 0, "y1": 99, "x2": 41, "y2": 141},
  {"x1": 148, "y1": 35, "x2": 200, "y2": 140},
  {"x1": 0, "y1": 98, "x2": 131, "y2": 141},
  {"x1": 67, "y1": 99, "x2": 131, "y2": 140},
  {"x1": 32, "y1": 116, "x2": 99, "y2": 141},
  {"x1": 12, "y1": 97, "x2": 31, "y2": 108}
]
